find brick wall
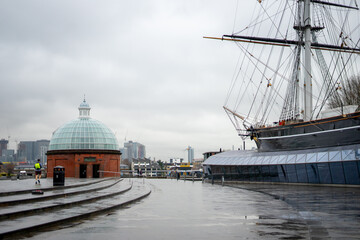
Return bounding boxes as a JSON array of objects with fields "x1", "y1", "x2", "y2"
[{"x1": 47, "y1": 150, "x2": 121, "y2": 178}]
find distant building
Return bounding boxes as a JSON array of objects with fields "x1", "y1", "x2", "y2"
[
  {"x1": 121, "y1": 141, "x2": 146, "y2": 161},
  {"x1": 187, "y1": 146, "x2": 194, "y2": 164},
  {"x1": 17, "y1": 140, "x2": 50, "y2": 164},
  {"x1": 131, "y1": 158, "x2": 160, "y2": 177},
  {"x1": 46, "y1": 99, "x2": 121, "y2": 178},
  {"x1": 119, "y1": 147, "x2": 128, "y2": 160},
  {"x1": 0, "y1": 149, "x2": 15, "y2": 162},
  {"x1": 120, "y1": 164, "x2": 130, "y2": 171},
  {"x1": 203, "y1": 150, "x2": 222, "y2": 161},
  {"x1": 36, "y1": 140, "x2": 50, "y2": 165},
  {"x1": 17, "y1": 141, "x2": 35, "y2": 162},
  {"x1": 169, "y1": 158, "x2": 184, "y2": 164},
  {"x1": 192, "y1": 158, "x2": 204, "y2": 170},
  {"x1": 0, "y1": 139, "x2": 8, "y2": 156}
]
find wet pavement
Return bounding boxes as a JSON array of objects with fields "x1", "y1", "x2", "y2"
[
  {"x1": 0, "y1": 178, "x2": 150, "y2": 239},
  {"x1": 1, "y1": 178, "x2": 359, "y2": 239},
  {"x1": 225, "y1": 182, "x2": 360, "y2": 239},
  {"x1": 20, "y1": 179, "x2": 359, "y2": 240}
]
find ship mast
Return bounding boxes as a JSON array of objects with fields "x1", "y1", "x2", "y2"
[
  {"x1": 303, "y1": 0, "x2": 312, "y2": 121},
  {"x1": 204, "y1": 0, "x2": 360, "y2": 129}
]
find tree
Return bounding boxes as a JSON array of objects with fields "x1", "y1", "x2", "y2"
[
  {"x1": 157, "y1": 160, "x2": 164, "y2": 170},
  {"x1": 4, "y1": 163, "x2": 15, "y2": 177},
  {"x1": 328, "y1": 75, "x2": 360, "y2": 109}
]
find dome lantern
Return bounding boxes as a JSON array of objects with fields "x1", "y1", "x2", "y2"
[{"x1": 78, "y1": 98, "x2": 91, "y2": 119}]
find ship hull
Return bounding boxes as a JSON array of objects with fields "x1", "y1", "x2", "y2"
[{"x1": 252, "y1": 112, "x2": 360, "y2": 152}]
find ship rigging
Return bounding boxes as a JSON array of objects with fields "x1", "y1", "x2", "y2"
[{"x1": 205, "y1": 0, "x2": 360, "y2": 151}]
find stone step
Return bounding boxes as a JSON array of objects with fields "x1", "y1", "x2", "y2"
[
  {"x1": 0, "y1": 181, "x2": 131, "y2": 220},
  {"x1": 0, "y1": 181, "x2": 151, "y2": 239},
  {"x1": 0, "y1": 179, "x2": 122, "y2": 207},
  {"x1": 0, "y1": 178, "x2": 116, "y2": 197}
]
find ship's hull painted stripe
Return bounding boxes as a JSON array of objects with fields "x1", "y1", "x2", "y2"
[
  {"x1": 257, "y1": 126, "x2": 360, "y2": 152},
  {"x1": 259, "y1": 125, "x2": 360, "y2": 140}
]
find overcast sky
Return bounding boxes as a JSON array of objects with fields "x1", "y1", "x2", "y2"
[{"x1": 0, "y1": 0, "x2": 258, "y2": 161}]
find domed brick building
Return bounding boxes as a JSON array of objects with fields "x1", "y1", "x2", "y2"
[{"x1": 46, "y1": 99, "x2": 121, "y2": 178}]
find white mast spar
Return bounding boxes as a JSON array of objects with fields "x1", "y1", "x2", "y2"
[{"x1": 303, "y1": 0, "x2": 313, "y2": 121}]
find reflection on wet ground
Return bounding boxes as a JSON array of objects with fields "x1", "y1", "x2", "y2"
[
  {"x1": 32, "y1": 179, "x2": 359, "y2": 240},
  {"x1": 227, "y1": 183, "x2": 360, "y2": 239}
]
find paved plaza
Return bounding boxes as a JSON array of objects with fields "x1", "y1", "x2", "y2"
[{"x1": 1, "y1": 178, "x2": 356, "y2": 239}]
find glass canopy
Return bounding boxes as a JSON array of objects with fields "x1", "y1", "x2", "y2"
[
  {"x1": 203, "y1": 144, "x2": 360, "y2": 166},
  {"x1": 48, "y1": 100, "x2": 119, "y2": 151}
]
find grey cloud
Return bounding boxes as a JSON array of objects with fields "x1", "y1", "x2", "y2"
[{"x1": 0, "y1": 0, "x2": 244, "y2": 160}]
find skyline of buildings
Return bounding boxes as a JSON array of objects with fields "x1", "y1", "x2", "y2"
[
  {"x1": 0, "y1": 139, "x2": 50, "y2": 164},
  {"x1": 17, "y1": 140, "x2": 50, "y2": 165},
  {"x1": 1, "y1": 137, "x2": 201, "y2": 164},
  {"x1": 120, "y1": 140, "x2": 146, "y2": 161}
]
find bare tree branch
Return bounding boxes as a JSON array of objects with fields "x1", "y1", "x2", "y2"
[{"x1": 327, "y1": 75, "x2": 360, "y2": 110}]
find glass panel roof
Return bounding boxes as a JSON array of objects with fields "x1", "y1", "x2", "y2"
[
  {"x1": 296, "y1": 154, "x2": 306, "y2": 163},
  {"x1": 48, "y1": 118, "x2": 119, "y2": 151},
  {"x1": 317, "y1": 152, "x2": 328, "y2": 162},
  {"x1": 305, "y1": 153, "x2": 316, "y2": 163},
  {"x1": 203, "y1": 144, "x2": 360, "y2": 166},
  {"x1": 329, "y1": 151, "x2": 341, "y2": 162},
  {"x1": 286, "y1": 155, "x2": 296, "y2": 164},
  {"x1": 278, "y1": 155, "x2": 287, "y2": 164}
]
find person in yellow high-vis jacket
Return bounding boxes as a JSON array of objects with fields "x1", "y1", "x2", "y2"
[{"x1": 34, "y1": 159, "x2": 42, "y2": 184}]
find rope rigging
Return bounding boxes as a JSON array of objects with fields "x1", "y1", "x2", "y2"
[{"x1": 220, "y1": 0, "x2": 360, "y2": 136}]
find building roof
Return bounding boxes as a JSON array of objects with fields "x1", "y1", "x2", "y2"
[
  {"x1": 48, "y1": 100, "x2": 119, "y2": 151},
  {"x1": 203, "y1": 144, "x2": 360, "y2": 166}
]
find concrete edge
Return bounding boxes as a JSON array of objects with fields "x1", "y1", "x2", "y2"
[
  {"x1": 0, "y1": 179, "x2": 123, "y2": 207},
  {"x1": 0, "y1": 178, "x2": 119, "y2": 197}
]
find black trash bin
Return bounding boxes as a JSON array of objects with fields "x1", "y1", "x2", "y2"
[{"x1": 53, "y1": 166, "x2": 65, "y2": 186}]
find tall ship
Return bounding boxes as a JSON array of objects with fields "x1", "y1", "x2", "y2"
[{"x1": 203, "y1": 0, "x2": 360, "y2": 185}]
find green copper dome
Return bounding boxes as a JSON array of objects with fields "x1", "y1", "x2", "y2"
[{"x1": 48, "y1": 100, "x2": 119, "y2": 151}]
